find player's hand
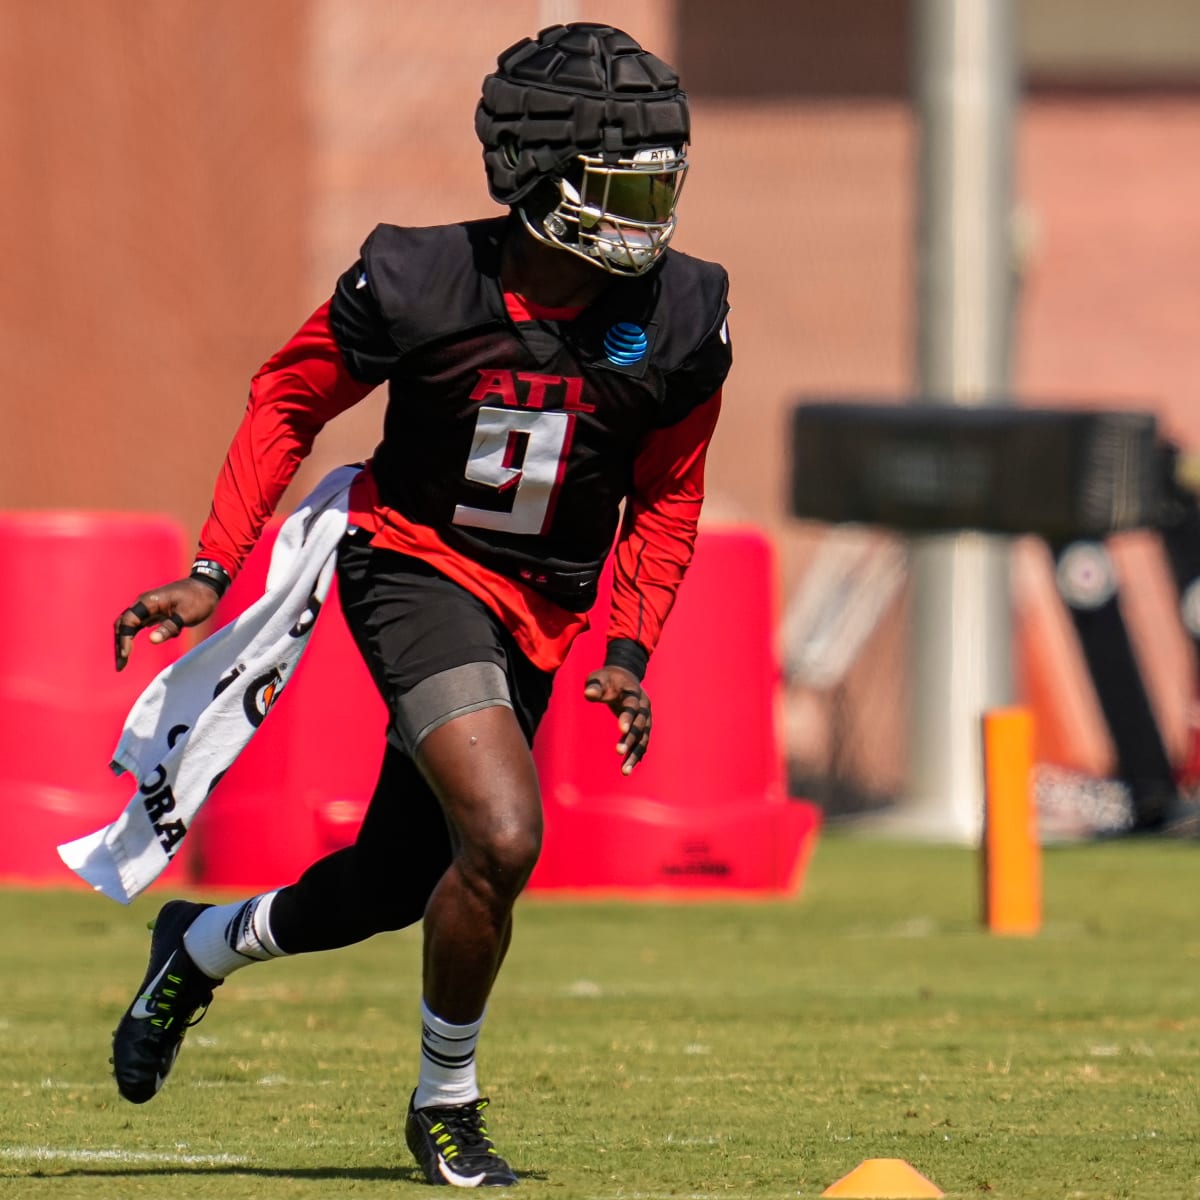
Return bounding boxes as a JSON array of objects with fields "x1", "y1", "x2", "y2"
[
  {"x1": 113, "y1": 578, "x2": 220, "y2": 672},
  {"x1": 583, "y1": 665, "x2": 652, "y2": 775}
]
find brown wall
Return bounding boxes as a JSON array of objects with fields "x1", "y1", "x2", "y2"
[
  {"x1": 1015, "y1": 96, "x2": 1200, "y2": 771},
  {"x1": 677, "y1": 0, "x2": 910, "y2": 98},
  {"x1": 1, "y1": 1, "x2": 310, "y2": 536}
]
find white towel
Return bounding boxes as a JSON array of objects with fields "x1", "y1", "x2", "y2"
[{"x1": 58, "y1": 465, "x2": 358, "y2": 904}]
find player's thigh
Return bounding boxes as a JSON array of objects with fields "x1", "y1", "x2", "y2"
[
  {"x1": 415, "y1": 703, "x2": 543, "y2": 876},
  {"x1": 339, "y1": 538, "x2": 509, "y2": 746},
  {"x1": 337, "y1": 537, "x2": 551, "y2": 850}
]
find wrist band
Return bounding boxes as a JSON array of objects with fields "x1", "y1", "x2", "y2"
[
  {"x1": 604, "y1": 637, "x2": 649, "y2": 682},
  {"x1": 190, "y1": 558, "x2": 231, "y2": 598}
]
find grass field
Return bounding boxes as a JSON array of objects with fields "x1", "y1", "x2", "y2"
[{"x1": 1, "y1": 833, "x2": 1197, "y2": 1198}]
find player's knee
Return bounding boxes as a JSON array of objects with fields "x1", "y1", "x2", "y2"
[{"x1": 461, "y1": 817, "x2": 542, "y2": 901}]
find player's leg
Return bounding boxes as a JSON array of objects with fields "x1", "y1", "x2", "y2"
[
  {"x1": 402, "y1": 704, "x2": 544, "y2": 1189},
  {"x1": 110, "y1": 744, "x2": 450, "y2": 1104},
  {"x1": 260, "y1": 747, "x2": 453, "y2": 952},
  {"x1": 416, "y1": 705, "x2": 541, "y2": 1025},
  {"x1": 335, "y1": 550, "x2": 554, "y2": 1187},
  {"x1": 178, "y1": 744, "x2": 452, "y2": 971}
]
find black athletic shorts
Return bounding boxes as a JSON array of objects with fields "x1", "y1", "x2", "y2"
[{"x1": 335, "y1": 531, "x2": 555, "y2": 753}]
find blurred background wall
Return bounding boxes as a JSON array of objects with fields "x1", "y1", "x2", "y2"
[{"x1": 2, "y1": 0, "x2": 1198, "y2": 813}]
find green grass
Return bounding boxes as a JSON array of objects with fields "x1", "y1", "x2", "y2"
[{"x1": 1, "y1": 834, "x2": 1198, "y2": 1198}]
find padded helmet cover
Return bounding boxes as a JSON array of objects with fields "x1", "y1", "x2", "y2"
[{"x1": 476, "y1": 23, "x2": 691, "y2": 206}]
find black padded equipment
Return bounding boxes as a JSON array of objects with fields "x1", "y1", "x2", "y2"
[
  {"x1": 790, "y1": 401, "x2": 1163, "y2": 539},
  {"x1": 476, "y1": 23, "x2": 690, "y2": 205}
]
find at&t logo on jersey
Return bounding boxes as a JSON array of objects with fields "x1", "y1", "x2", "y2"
[{"x1": 603, "y1": 322, "x2": 648, "y2": 366}]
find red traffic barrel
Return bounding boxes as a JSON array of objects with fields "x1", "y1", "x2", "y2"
[
  {"x1": 0, "y1": 511, "x2": 189, "y2": 884},
  {"x1": 529, "y1": 524, "x2": 821, "y2": 894}
]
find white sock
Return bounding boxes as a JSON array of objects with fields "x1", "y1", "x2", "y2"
[
  {"x1": 413, "y1": 1000, "x2": 483, "y2": 1110},
  {"x1": 183, "y1": 892, "x2": 286, "y2": 980}
]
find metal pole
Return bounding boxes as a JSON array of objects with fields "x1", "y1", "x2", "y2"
[
  {"x1": 902, "y1": 0, "x2": 1018, "y2": 841},
  {"x1": 539, "y1": 0, "x2": 581, "y2": 28}
]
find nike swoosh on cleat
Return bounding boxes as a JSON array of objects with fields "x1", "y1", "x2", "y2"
[
  {"x1": 436, "y1": 1154, "x2": 487, "y2": 1187},
  {"x1": 128, "y1": 954, "x2": 177, "y2": 1020}
]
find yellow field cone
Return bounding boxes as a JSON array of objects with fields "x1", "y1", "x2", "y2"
[{"x1": 821, "y1": 1157, "x2": 945, "y2": 1198}]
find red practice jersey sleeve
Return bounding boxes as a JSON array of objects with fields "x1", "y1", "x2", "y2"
[
  {"x1": 196, "y1": 301, "x2": 375, "y2": 577},
  {"x1": 607, "y1": 391, "x2": 722, "y2": 657}
]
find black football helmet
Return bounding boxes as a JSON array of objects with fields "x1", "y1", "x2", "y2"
[{"x1": 475, "y1": 23, "x2": 691, "y2": 275}]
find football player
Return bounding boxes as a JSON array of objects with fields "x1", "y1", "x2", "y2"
[{"x1": 110, "y1": 22, "x2": 730, "y2": 1188}]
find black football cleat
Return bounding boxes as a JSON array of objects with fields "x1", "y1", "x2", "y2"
[
  {"x1": 405, "y1": 1093, "x2": 519, "y2": 1187},
  {"x1": 111, "y1": 899, "x2": 219, "y2": 1103}
]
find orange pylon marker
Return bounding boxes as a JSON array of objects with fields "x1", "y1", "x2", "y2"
[
  {"x1": 981, "y1": 706, "x2": 1042, "y2": 935},
  {"x1": 822, "y1": 1157, "x2": 945, "y2": 1198}
]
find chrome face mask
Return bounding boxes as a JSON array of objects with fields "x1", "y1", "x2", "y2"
[{"x1": 520, "y1": 146, "x2": 689, "y2": 275}]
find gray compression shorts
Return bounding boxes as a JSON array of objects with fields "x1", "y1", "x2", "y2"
[
  {"x1": 336, "y1": 533, "x2": 556, "y2": 754},
  {"x1": 392, "y1": 660, "x2": 513, "y2": 755}
]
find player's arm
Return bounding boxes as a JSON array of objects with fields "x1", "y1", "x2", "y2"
[
  {"x1": 194, "y1": 298, "x2": 376, "y2": 580},
  {"x1": 114, "y1": 284, "x2": 382, "y2": 670},
  {"x1": 583, "y1": 390, "x2": 723, "y2": 772}
]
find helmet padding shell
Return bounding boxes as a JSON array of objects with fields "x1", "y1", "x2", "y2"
[{"x1": 476, "y1": 23, "x2": 690, "y2": 206}]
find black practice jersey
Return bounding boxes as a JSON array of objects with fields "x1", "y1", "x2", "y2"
[{"x1": 328, "y1": 216, "x2": 732, "y2": 610}]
